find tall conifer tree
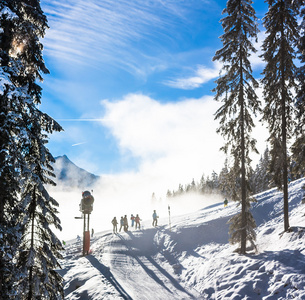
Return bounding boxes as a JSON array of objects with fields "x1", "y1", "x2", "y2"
[
  {"x1": 292, "y1": 3, "x2": 305, "y2": 178},
  {"x1": 250, "y1": 148, "x2": 272, "y2": 194},
  {"x1": 0, "y1": 2, "x2": 28, "y2": 297},
  {"x1": 0, "y1": 0, "x2": 63, "y2": 298},
  {"x1": 213, "y1": 0, "x2": 260, "y2": 254},
  {"x1": 261, "y1": 0, "x2": 299, "y2": 232},
  {"x1": 9, "y1": 0, "x2": 64, "y2": 298},
  {"x1": 17, "y1": 119, "x2": 63, "y2": 299}
]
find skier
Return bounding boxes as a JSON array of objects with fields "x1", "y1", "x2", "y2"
[
  {"x1": 91, "y1": 228, "x2": 94, "y2": 237},
  {"x1": 130, "y1": 214, "x2": 135, "y2": 227},
  {"x1": 224, "y1": 198, "x2": 228, "y2": 207},
  {"x1": 135, "y1": 214, "x2": 141, "y2": 229},
  {"x1": 112, "y1": 217, "x2": 118, "y2": 233},
  {"x1": 152, "y1": 210, "x2": 158, "y2": 227},
  {"x1": 123, "y1": 215, "x2": 129, "y2": 232},
  {"x1": 119, "y1": 216, "x2": 124, "y2": 232}
]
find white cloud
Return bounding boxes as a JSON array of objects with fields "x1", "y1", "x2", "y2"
[
  {"x1": 100, "y1": 93, "x2": 225, "y2": 193},
  {"x1": 163, "y1": 62, "x2": 221, "y2": 89}
]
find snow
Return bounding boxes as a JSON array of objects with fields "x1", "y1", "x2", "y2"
[
  {"x1": 58, "y1": 178, "x2": 305, "y2": 299},
  {"x1": 0, "y1": 7, "x2": 18, "y2": 20}
]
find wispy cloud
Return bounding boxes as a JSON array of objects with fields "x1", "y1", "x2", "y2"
[
  {"x1": 72, "y1": 142, "x2": 87, "y2": 147},
  {"x1": 41, "y1": 0, "x2": 203, "y2": 75},
  {"x1": 163, "y1": 62, "x2": 221, "y2": 90}
]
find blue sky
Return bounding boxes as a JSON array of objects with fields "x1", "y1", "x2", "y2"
[{"x1": 40, "y1": 0, "x2": 269, "y2": 195}]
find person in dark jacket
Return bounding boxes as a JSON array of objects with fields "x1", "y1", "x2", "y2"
[
  {"x1": 119, "y1": 216, "x2": 124, "y2": 232},
  {"x1": 152, "y1": 210, "x2": 158, "y2": 227},
  {"x1": 112, "y1": 217, "x2": 118, "y2": 233},
  {"x1": 123, "y1": 215, "x2": 129, "y2": 232}
]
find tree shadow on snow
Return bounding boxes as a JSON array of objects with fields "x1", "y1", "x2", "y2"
[
  {"x1": 86, "y1": 255, "x2": 133, "y2": 300},
  {"x1": 253, "y1": 248, "x2": 305, "y2": 274},
  {"x1": 119, "y1": 232, "x2": 197, "y2": 299},
  {"x1": 165, "y1": 216, "x2": 231, "y2": 254}
]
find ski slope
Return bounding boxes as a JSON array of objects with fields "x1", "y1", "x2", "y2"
[{"x1": 58, "y1": 178, "x2": 305, "y2": 299}]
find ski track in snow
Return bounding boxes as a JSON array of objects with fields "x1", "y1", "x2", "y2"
[{"x1": 59, "y1": 178, "x2": 305, "y2": 299}]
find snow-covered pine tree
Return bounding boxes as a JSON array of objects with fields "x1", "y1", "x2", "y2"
[
  {"x1": 261, "y1": 0, "x2": 300, "y2": 232},
  {"x1": 250, "y1": 148, "x2": 272, "y2": 194},
  {"x1": 0, "y1": 0, "x2": 65, "y2": 298},
  {"x1": 0, "y1": 3, "x2": 28, "y2": 297},
  {"x1": 218, "y1": 158, "x2": 240, "y2": 200},
  {"x1": 178, "y1": 184, "x2": 184, "y2": 195},
  {"x1": 291, "y1": 3, "x2": 305, "y2": 179},
  {"x1": 198, "y1": 174, "x2": 206, "y2": 194},
  {"x1": 213, "y1": 0, "x2": 260, "y2": 254},
  {"x1": 190, "y1": 178, "x2": 196, "y2": 192},
  {"x1": 17, "y1": 122, "x2": 63, "y2": 299}
]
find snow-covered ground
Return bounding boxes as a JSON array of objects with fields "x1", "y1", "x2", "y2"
[{"x1": 58, "y1": 178, "x2": 305, "y2": 299}]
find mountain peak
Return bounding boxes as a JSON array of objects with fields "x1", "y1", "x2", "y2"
[{"x1": 53, "y1": 155, "x2": 100, "y2": 189}]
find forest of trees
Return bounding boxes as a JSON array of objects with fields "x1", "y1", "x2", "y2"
[
  {"x1": 168, "y1": 0, "x2": 305, "y2": 254},
  {"x1": 166, "y1": 147, "x2": 304, "y2": 199}
]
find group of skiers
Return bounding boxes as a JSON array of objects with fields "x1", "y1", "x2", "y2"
[{"x1": 111, "y1": 210, "x2": 159, "y2": 234}]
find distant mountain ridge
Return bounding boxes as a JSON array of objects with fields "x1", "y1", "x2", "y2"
[{"x1": 53, "y1": 155, "x2": 100, "y2": 189}]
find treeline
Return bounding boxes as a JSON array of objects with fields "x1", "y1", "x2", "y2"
[{"x1": 166, "y1": 148, "x2": 305, "y2": 200}]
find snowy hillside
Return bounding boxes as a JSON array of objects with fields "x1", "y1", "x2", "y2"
[{"x1": 58, "y1": 178, "x2": 305, "y2": 299}]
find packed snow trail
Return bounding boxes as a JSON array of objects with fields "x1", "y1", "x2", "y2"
[
  {"x1": 60, "y1": 228, "x2": 201, "y2": 299},
  {"x1": 90, "y1": 229, "x2": 200, "y2": 299}
]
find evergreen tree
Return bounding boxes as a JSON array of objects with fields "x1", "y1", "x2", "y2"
[
  {"x1": 190, "y1": 178, "x2": 196, "y2": 192},
  {"x1": 261, "y1": 0, "x2": 300, "y2": 232},
  {"x1": 205, "y1": 175, "x2": 213, "y2": 194},
  {"x1": 213, "y1": 0, "x2": 260, "y2": 254},
  {"x1": 198, "y1": 174, "x2": 206, "y2": 194},
  {"x1": 166, "y1": 189, "x2": 173, "y2": 198},
  {"x1": 250, "y1": 148, "x2": 272, "y2": 194},
  {"x1": 17, "y1": 124, "x2": 63, "y2": 299},
  {"x1": 219, "y1": 158, "x2": 235, "y2": 198},
  {"x1": 211, "y1": 171, "x2": 219, "y2": 191},
  {"x1": 0, "y1": 3, "x2": 27, "y2": 297},
  {"x1": 228, "y1": 198, "x2": 257, "y2": 252},
  {"x1": 0, "y1": 0, "x2": 64, "y2": 298},
  {"x1": 292, "y1": 3, "x2": 305, "y2": 179}
]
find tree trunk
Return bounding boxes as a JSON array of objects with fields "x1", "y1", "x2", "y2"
[
  {"x1": 239, "y1": 51, "x2": 247, "y2": 254},
  {"x1": 280, "y1": 0, "x2": 290, "y2": 232},
  {"x1": 28, "y1": 189, "x2": 36, "y2": 300}
]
